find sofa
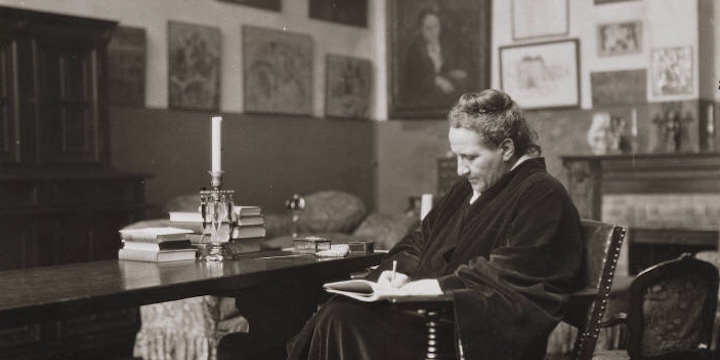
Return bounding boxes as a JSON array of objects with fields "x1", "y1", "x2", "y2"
[{"x1": 125, "y1": 190, "x2": 418, "y2": 360}]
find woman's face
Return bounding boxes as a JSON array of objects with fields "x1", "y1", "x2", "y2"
[
  {"x1": 421, "y1": 13, "x2": 441, "y2": 43},
  {"x1": 449, "y1": 127, "x2": 511, "y2": 194}
]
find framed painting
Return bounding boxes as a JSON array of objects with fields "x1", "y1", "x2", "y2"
[
  {"x1": 309, "y1": 0, "x2": 367, "y2": 27},
  {"x1": 388, "y1": 0, "x2": 491, "y2": 119},
  {"x1": 243, "y1": 26, "x2": 313, "y2": 115},
  {"x1": 167, "y1": 21, "x2": 221, "y2": 111},
  {"x1": 512, "y1": 0, "x2": 568, "y2": 40},
  {"x1": 214, "y1": 0, "x2": 281, "y2": 11},
  {"x1": 651, "y1": 46, "x2": 693, "y2": 97},
  {"x1": 597, "y1": 20, "x2": 642, "y2": 56},
  {"x1": 325, "y1": 55, "x2": 372, "y2": 119},
  {"x1": 591, "y1": 69, "x2": 646, "y2": 106},
  {"x1": 499, "y1": 39, "x2": 580, "y2": 110},
  {"x1": 107, "y1": 26, "x2": 146, "y2": 107}
]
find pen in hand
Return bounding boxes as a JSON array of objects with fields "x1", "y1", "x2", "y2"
[{"x1": 390, "y1": 260, "x2": 397, "y2": 287}]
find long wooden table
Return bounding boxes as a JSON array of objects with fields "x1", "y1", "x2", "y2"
[{"x1": 0, "y1": 251, "x2": 385, "y2": 330}]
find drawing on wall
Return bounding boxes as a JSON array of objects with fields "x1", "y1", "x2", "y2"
[
  {"x1": 388, "y1": 0, "x2": 491, "y2": 118},
  {"x1": 499, "y1": 39, "x2": 580, "y2": 110},
  {"x1": 591, "y1": 69, "x2": 646, "y2": 107},
  {"x1": 167, "y1": 21, "x2": 221, "y2": 111},
  {"x1": 243, "y1": 26, "x2": 313, "y2": 115},
  {"x1": 512, "y1": 0, "x2": 568, "y2": 40},
  {"x1": 597, "y1": 21, "x2": 642, "y2": 56},
  {"x1": 309, "y1": 0, "x2": 367, "y2": 27},
  {"x1": 651, "y1": 46, "x2": 693, "y2": 96},
  {"x1": 214, "y1": 0, "x2": 281, "y2": 11},
  {"x1": 325, "y1": 55, "x2": 372, "y2": 119},
  {"x1": 107, "y1": 26, "x2": 146, "y2": 107}
]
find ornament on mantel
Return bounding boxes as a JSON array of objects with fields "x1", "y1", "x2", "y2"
[
  {"x1": 587, "y1": 112, "x2": 630, "y2": 155},
  {"x1": 652, "y1": 102, "x2": 693, "y2": 153}
]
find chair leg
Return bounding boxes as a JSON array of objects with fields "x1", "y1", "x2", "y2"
[{"x1": 423, "y1": 310, "x2": 456, "y2": 360}]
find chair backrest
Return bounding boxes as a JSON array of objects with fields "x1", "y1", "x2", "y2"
[
  {"x1": 626, "y1": 253, "x2": 719, "y2": 360},
  {"x1": 569, "y1": 219, "x2": 627, "y2": 360}
]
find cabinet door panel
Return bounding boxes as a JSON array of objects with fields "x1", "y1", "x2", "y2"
[
  {"x1": 34, "y1": 40, "x2": 101, "y2": 165},
  {"x1": 0, "y1": 38, "x2": 21, "y2": 164}
]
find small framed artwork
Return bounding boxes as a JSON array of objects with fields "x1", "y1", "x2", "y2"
[
  {"x1": 499, "y1": 39, "x2": 580, "y2": 110},
  {"x1": 214, "y1": 0, "x2": 281, "y2": 11},
  {"x1": 309, "y1": 0, "x2": 368, "y2": 28},
  {"x1": 512, "y1": 0, "x2": 568, "y2": 40},
  {"x1": 325, "y1": 55, "x2": 372, "y2": 119},
  {"x1": 595, "y1": 0, "x2": 638, "y2": 4},
  {"x1": 591, "y1": 69, "x2": 646, "y2": 106},
  {"x1": 651, "y1": 46, "x2": 694, "y2": 97},
  {"x1": 167, "y1": 21, "x2": 221, "y2": 111},
  {"x1": 597, "y1": 21, "x2": 642, "y2": 56},
  {"x1": 243, "y1": 26, "x2": 314, "y2": 115},
  {"x1": 107, "y1": 26, "x2": 146, "y2": 107},
  {"x1": 388, "y1": 0, "x2": 491, "y2": 119}
]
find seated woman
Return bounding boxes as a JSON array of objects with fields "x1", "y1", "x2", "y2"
[{"x1": 286, "y1": 89, "x2": 584, "y2": 360}]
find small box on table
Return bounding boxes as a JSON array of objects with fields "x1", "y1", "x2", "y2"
[{"x1": 293, "y1": 236, "x2": 331, "y2": 253}]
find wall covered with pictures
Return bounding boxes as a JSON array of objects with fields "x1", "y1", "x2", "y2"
[{"x1": 1, "y1": 0, "x2": 377, "y2": 119}]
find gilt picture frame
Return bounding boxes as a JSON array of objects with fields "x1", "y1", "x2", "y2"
[
  {"x1": 388, "y1": 0, "x2": 491, "y2": 119},
  {"x1": 325, "y1": 55, "x2": 372, "y2": 120},
  {"x1": 167, "y1": 21, "x2": 221, "y2": 111},
  {"x1": 243, "y1": 26, "x2": 314, "y2": 115},
  {"x1": 499, "y1": 39, "x2": 580, "y2": 110},
  {"x1": 107, "y1": 26, "x2": 146, "y2": 107}
]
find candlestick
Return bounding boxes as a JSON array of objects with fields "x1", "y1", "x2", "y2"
[
  {"x1": 708, "y1": 103, "x2": 715, "y2": 151},
  {"x1": 212, "y1": 116, "x2": 222, "y2": 173},
  {"x1": 630, "y1": 108, "x2": 638, "y2": 137}
]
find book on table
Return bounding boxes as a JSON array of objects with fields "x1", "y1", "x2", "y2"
[
  {"x1": 119, "y1": 227, "x2": 194, "y2": 243},
  {"x1": 233, "y1": 206, "x2": 262, "y2": 217},
  {"x1": 122, "y1": 239, "x2": 193, "y2": 251},
  {"x1": 118, "y1": 248, "x2": 198, "y2": 262},
  {"x1": 232, "y1": 225, "x2": 266, "y2": 239},
  {"x1": 168, "y1": 211, "x2": 203, "y2": 223}
]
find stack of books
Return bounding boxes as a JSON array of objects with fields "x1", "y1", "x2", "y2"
[
  {"x1": 231, "y1": 206, "x2": 265, "y2": 253},
  {"x1": 168, "y1": 206, "x2": 266, "y2": 253},
  {"x1": 118, "y1": 227, "x2": 198, "y2": 262}
]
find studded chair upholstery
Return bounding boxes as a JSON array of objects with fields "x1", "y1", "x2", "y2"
[
  {"x1": 392, "y1": 219, "x2": 626, "y2": 360},
  {"x1": 593, "y1": 253, "x2": 719, "y2": 360}
]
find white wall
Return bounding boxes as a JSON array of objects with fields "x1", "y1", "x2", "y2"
[
  {"x1": 492, "y1": 0, "x2": 703, "y2": 108},
  {"x1": 1, "y1": 0, "x2": 379, "y2": 118}
]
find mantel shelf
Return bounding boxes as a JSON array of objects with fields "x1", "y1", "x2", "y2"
[{"x1": 560, "y1": 152, "x2": 720, "y2": 220}]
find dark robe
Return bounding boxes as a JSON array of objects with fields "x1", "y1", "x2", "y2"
[{"x1": 287, "y1": 158, "x2": 583, "y2": 360}]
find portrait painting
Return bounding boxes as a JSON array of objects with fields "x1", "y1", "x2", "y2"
[
  {"x1": 243, "y1": 26, "x2": 313, "y2": 115},
  {"x1": 309, "y1": 0, "x2": 367, "y2": 27},
  {"x1": 651, "y1": 46, "x2": 693, "y2": 97},
  {"x1": 388, "y1": 0, "x2": 491, "y2": 119},
  {"x1": 214, "y1": 0, "x2": 281, "y2": 11},
  {"x1": 107, "y1": 26, "x2": 146, "y2": 107},
  {"x1": 499, "y1": 39, "x2": 580, "y2": 110},
  {"x1": 325, "y1": 55, "x2": 372, "y2": 119},
  {"x1": 597, "y1": 21, "x2": 642, "y2": 56},
  {"x1": 167, "y1": 21, "x2": 221, "y2": 111}
]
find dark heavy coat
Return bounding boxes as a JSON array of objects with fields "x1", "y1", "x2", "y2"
[{"x1": 288, "y1": 158, "x2": 583, "y2": 360}]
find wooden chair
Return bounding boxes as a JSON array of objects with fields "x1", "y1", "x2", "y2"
[
  {"x1": 392, "y1": 219, "x2": 627, "y2": 360},
  {"x1": 593, "y1": 253, "x2": 719, "y2": 360}
]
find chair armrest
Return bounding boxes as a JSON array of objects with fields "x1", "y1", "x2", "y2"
[
  {"x1": 599, "y1": 312, "x2": 627, "y2": 328},
  {"x1": 389, "y1": 294, "x2": 454, "y2": 314}
]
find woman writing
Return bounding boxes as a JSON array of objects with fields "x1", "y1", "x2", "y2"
[{"x1": 287, "y1": 89, "x2": 584, "y2": 360}]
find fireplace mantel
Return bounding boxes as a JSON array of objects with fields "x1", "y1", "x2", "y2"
[{"x1": 561, "y1": 152, "x2": 720, "y2": 220}]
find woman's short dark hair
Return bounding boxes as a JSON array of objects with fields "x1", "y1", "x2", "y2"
[{"x1": 448, "y1": 89, "x2": 537, "y2": 157}]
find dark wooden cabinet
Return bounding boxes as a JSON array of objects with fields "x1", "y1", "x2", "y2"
[{"x1": 0, "y1": 7, "x2": 147, "y2": 359}]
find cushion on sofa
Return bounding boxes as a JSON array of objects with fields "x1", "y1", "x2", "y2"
[
  {"x1": 352, "y1": 213, "x2": 418, "y2": 250},
  {"x1": 297, "y1": 190, "x2": 367, "y2": 234}
]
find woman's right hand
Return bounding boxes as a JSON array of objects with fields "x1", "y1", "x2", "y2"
[{"x1": 376, "y1": 270, "x2": 410, "y2": 289}]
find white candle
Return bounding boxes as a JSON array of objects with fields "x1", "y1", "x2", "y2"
[
  {"x1": 707, "y1": 103, "x2": 715, "y2": 135},
  {"x1": 211, "y1": 116, "x2": 222, "y2": 173},
  {"x1": 630, "y1": 108, "x2": 638, "y2": 137}
]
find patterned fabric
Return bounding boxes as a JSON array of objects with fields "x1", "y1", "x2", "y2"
[
  {"x1": 352, "y1": 213, "x2": 419, "y2": 250},
  {"x1": 641, "y1": 274, "x2": 710, "y2": 357},
  {"x1": 133, "y1": 296, "x2": 248, "y2": 360},
  {"x1": 297, "y1": 190, "x2": 367, "y2": 233}
]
